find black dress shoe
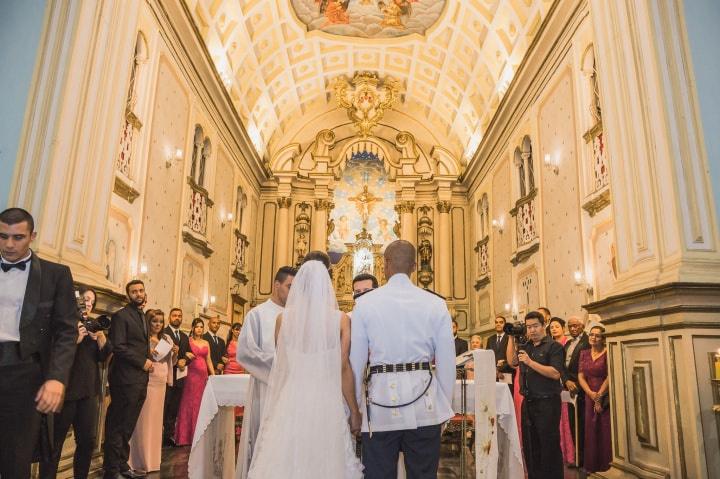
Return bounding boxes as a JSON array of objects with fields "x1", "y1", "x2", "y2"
[
  {"x1": 122, "y1": 470, "x2": 147, "y2": 478},
  {"x1": 103, "y1": 474, "x2": 125, "y2": 479}
]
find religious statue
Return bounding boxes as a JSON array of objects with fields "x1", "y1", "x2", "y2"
[{"x1": 349, "y1": 184, "x2": 381, "y2": 225}]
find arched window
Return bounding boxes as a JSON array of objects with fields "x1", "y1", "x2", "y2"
[
  {"x1": 514, "y1": 147, "x2": 526, "y2": 198},
  {"x1": 199, "y1": 138, "x2": 211, "y2": 187},
  {"x1": 522, "y1": 136, "x2": 534, "y2": 192},
  {"x1": 235, "y1": 186, "x2": 247, "y2": 230},
  {"x1": 582, "y1": 45, "x2": 602, "y2": 125},
  {"x1": 126, "y1": 32, "x2": 148, "y2": 111},
  {"x1": 478, "y1": 193, "x2": 489, "y2": 238},
  {"x1": 190, "y1": 125, "x2": 203, "y2": 183}
]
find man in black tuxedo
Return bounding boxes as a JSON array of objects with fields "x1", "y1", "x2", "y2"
[
  {"x1": 561, "y1": 315, "x2": 590, "y2": 466},
  {"x1": 163, "y1": 307, "x2": 190, "y2": 445},
  {"x1": 0, "y1": 208, "x2": 79, "y2": 479},
  {"x1": 203, "y1": 315, "x2": 226, "y2": 374},
  {"x1": 103, "y1": 280, "x2": 152, "y2": 479},
  {"x1": 485, "y1": 315, "x2": 514, "y2": 394},
  {"x1": 453, "y1": 319, "x2": 468, "y2": 356}
]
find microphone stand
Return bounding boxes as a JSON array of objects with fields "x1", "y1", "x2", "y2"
[{"x1": 458, "y1": 366, "x2": 468, "y2": 478}]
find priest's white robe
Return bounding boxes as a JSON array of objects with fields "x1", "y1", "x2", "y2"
[{"x1": 234, "y1": 298, "x2": 283, "y2": 479}]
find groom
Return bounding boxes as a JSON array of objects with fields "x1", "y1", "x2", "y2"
[
  {"x1": 234, "y1": 265, "x2": 295, "y2": 479},
  {"x1": 351, "y1": 240, "x2": 456, "y2": 478}
]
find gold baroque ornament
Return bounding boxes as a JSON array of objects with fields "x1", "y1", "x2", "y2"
[
  {"x1": 277, "y1": 197, "x2": 292, "y2": 209},
  {"x1": 333, "y1": 72, "x2": 400, "y2": 137},
  {"x1": 436, "y1": 201, "x2": 452, "y2": 214},
  {"x1": 314, "y1": 199, "x2": 335, "y2": 211},
  {"x1": 394, "y1": 201, "x2": 415, "y2": 214}
]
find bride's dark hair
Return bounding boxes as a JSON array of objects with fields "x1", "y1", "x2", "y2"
[{"x1": 302, "y1": 250, "x2": 331, "y2": 274}]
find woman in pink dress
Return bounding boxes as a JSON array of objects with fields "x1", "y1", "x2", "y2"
[
  {"x1": 129, "y1": 309, "x2": 176, "y2": 473},
  {"x1": 174, "y1": 318, "x2": 215, "y2": 446},
  {"x1": 224, "y1": 322, "x2": 245, "y2": 374},
  {"x1": 550, "y1": 317, "x2": 576, "y2": 465},
  {"x1": 579, "y1": 326, "x2": 611, "y2": 473}
]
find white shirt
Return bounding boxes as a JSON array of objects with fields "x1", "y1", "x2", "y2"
[
  {"x1": 0, "y1": 252, "x2": 32, "y2": 342},
  {"x1": 350, "y1": 273, "x2": 456, "y2": 433},
  {"x1": 565, "y1": 334, "x2": 582, "y2": 367}
]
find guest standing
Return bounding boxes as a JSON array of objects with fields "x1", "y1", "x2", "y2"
[
  {"x1": 39, "y1": 288, "x2": 112, "y2": 479},
  {"x1": 561, "y1": 315, "x2": 590, "y2": 466},
  {"x1": 204, "y1": 315, "x2": 226, "y2": 374},
  {"x1": 103, "y1": 280, "x2": 153, "y2": 479},
  {"x1": 129, "y1": 310, "x2": 175, "y2": 473},
  {"x1": 486, "y1": 315, "x2": 513, "y2": 392},
  {"x1": 224, "y1": 322, "x2": 245, "y2": 374},
  {"x1": 464, "y1": 334, "x2": 483, "y2": 380},
  {"x1": 508, "y1": 311, "x2": 565, "y2": 479},
  {"x1": 174, "y1": 318, "x2": 215, "y2": 446},
  {"x1": 549, "y1": 317, "x2": 575, "y2": 465},
  {"x1": 0, "y1": 208, "x2": 78, "y2": 479},
  {"x1": 578, "y1": 326, "x2": 611, "y2": 473},
  {"x1": 163, "y1": 307, "x2": 190, "y2": 446},
  {"x1": 453, "y1": 319, "x2": 468, "y2": 356}
]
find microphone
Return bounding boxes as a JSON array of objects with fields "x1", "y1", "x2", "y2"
[{"x1": 455, "y1": 351, "x2": 474, "y2": 367}]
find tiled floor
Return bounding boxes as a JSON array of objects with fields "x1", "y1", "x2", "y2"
[{"x1": 89, "y1": 442, "x2": 588, "y2": 478}]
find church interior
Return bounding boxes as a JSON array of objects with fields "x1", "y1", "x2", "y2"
[{"x1": 2, "y1": 0, "x2": 720, "y2": 477}]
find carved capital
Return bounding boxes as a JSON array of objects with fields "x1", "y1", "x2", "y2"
[
  {"x1": 277, "y1": 197, "x2": 292, "y2": 209},
  {"x1": 436, "y1": 201, "x2": 452, "y2": 214},
  {"x1": 314, "y1": 199, "x2": 335, "y2": 211},
  {"x1": 394, "y1": 201, "x2": 415, "y2": 214}
]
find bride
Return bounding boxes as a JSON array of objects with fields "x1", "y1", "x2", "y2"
[{"x1": 247, "y1": 252, "x2": 364, "y2": 478}]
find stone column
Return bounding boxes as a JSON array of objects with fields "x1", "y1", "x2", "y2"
[
  {"x1": 436, "y1": 200, "x2": 452, "y2": 298},
  {"x1": 312, "y1": 199, "x2": 334, "y2": 251},
  {"x1": 394, "y1": 201, "x2": 415, "y2": 244},
  {"x1": 275, "y1": 197, "x2": 292, "y2": 267},
  {"x1": 586, "y1": 1, "x2": 720, "y2": 477}
]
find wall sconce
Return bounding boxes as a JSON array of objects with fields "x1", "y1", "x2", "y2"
[
  {"x1": 492, "y1": 217, "x2": 504, "y2": 234},
  {"x1": 166, "y1": 148, "x2": 183, "y2": 168},
  {"x1": 209, "y1": 295, "x2": 217, "y2": 305},
  {"x1": 544, "y1": 153, "x2": 559, "y2": 175},
  {"x1": 221, "y1": 212, "x2": 234, "y2": 228},
  {"x1": 574, "y1": 270, "x2": 594, "y2": 296},
  {"x1": 138, "y1": 263, "x2": 149, "y2": 277}
]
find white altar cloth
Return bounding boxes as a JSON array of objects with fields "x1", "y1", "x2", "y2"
[{"x1": 189, "y1": 369, "x2": 523, "y2": 478}]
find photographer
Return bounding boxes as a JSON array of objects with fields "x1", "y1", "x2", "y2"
[
  {"x1": 39, "y1": 288, "x2": 112, "y2": 479},
  {"x1": 506, "y1": 310, "x2": 565, "y2": 479}
]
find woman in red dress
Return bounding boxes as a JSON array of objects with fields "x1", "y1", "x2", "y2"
[
  {"x1": 174, "y1": 318, "x2": 215, "y2": 446},
  {"x1": 550, "y1": 317, "x2": 576, "y2": 465}
]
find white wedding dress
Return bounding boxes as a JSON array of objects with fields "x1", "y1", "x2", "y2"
[{"x1": 247, "y1": 260, "x2": 364, "y2": 479}]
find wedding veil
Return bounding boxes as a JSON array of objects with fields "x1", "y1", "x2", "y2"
[{"x1": 247, "y1": 260, "x2": 362, "y2": 478}]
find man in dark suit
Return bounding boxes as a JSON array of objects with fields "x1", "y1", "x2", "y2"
[
  {"x1": 453, "y1": 319, "x2": 468, "y2": 356},
  {"x1": 163, "y1": 307, "x2": 190, "y2": 445},
  {"x1": 203, "y1": 315, "x2": 226, "y2": 374},
  {"x1": 561, "y1": 315, "x2": 590, "y2": 467},
  {"x1": 485, "y1": 315, "x2": 514, "y2": 393},
  {"x1": 0, "y1": 208, "x2": 79, "y2": 478},
  {"x1": 103, "y1": 280, "x2": 152, "y2": 479}
]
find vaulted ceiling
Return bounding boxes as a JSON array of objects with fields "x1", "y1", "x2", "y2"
[{"x1": 186, "y1": 0, "x2": 552, "y2": 163}]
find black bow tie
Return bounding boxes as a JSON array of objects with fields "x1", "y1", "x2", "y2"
[{"x1": 1, "y1": 259, "x2": 29, "y2": 272}]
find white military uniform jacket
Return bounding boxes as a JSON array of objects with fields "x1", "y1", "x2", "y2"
[{"x1": 350, "y1": 273, "x2": 456, "y2": 433}]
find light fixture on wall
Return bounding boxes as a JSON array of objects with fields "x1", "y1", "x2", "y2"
[
  {"x1": 210, "y1": 295, "x2": 217, "y2": 305},
  {"x1": 574, "y1": 270, "x2": 594, "y2": 296},
  {"x1": 544, "y1": 153, "x2": 559, "y2": 174},
  {"x1": 221, "y1": 212, "x2": 234, "y2": 228},
  {"x1": 166, "y1": 148, "x2": 183, "y2": 168},
  {"x1": 492, "y1": 217, "x2": 504, "y2": 234}
]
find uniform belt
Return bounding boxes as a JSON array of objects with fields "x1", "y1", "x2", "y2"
[
  {"x1": 364, "y1": 362, "x2": 433, "y2": 437},
  {"x1": 368, "y1": 362, "x2": 431, "y2": 375}
]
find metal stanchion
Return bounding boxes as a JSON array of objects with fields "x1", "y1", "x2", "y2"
[{"x1": 459, "y1": 367, "x2": 468, "y2": 478}]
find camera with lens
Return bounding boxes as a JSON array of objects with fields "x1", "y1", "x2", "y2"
[
  {"x1": 82, "y1": 314, "x2": 111, "y2": 333},
  {"x1": 503, "y1": 321, "x2": 527, "y2": 339}
]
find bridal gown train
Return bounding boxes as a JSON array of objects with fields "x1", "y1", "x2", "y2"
[{"x1": 246, "y1": 261, "x2": 363, "y2": 479}]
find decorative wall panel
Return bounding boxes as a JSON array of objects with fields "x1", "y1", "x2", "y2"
[
  {"x1": 491, "y1": 159, "x2": 512, "y2": 314},
  {"x1": 180, "y1": 255, "x2": 204, "y2": 326},
  {"x1": 451, "y1": 206, "x2": 467, "y2": 300},
  {"x1": 258, "y1": 201, "x2": 278, "y2": 295},
  {"x1": 208, "y1": 149, "x2": 234, "y2": 312},
  {"x1": 538, "y1": 71, "x2": 584, "y2": 318},
  {"x1": 105, "y1": 208, "x2": 131, "y2": 290},
  {"x1": 138, "y1": 56, "x2": 189, "y2": 310}
]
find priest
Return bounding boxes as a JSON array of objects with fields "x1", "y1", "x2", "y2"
[{"x1": 234, "y1": 266, "x2": 295, "y2": 479}]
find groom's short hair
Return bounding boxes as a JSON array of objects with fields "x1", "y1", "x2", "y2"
[
  {"x1": 274, "y1": 266, "x2": 297, "y2": 283},
  {"x1": 352, "y1": 273, "x2": 378, "y2": 289}
]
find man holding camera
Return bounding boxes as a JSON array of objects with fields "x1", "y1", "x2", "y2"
[
  {"x1": 507, "y1": 310, "x2": 565, "y2": 479},
  {"x1": 40, "y1": 287, "x2": 112, "y2": 479}
]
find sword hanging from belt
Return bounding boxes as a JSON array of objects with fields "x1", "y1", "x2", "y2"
[{"x1": 363, "y1": 362, "x2": 433, "y2": 437}]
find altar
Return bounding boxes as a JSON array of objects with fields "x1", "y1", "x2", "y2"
[{"x1": 188, "y1": 350, "x2": 523, "y2": 479}]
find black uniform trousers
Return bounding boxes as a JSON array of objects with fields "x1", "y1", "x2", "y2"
[
  {"x1": 522, "y1": 396, "x2": 564, "y2": 479},
  {"x1": 0, "y1": 359, "x2": 43, "y2": 479},
  {"x1": 39, "y1": 395, "x2": 99, "y2": 479},
  {"x1": 567, "y1": 393, "x2": 585, "y2": 466},
  {"x1": 361, "y1": 424, "x2": 441, "y2": 479},
  {"x1": 103, "y1": 382, "x2": 147, "y2": 475}
]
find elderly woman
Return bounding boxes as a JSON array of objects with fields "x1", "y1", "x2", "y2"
[{"x1": 464, "y1": 334, "x2": 483, "y2": 380}]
